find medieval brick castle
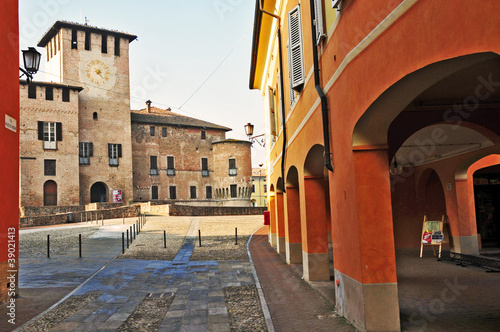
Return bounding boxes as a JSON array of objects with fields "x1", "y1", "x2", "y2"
[{"x1": 20, "y1": 21, "x2": 252, "y2": 208}]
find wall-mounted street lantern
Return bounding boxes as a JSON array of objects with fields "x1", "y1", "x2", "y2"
[
  {"x1": 245, "y1": 123, "x2": 265, "y2": 147},
  {"x1": 19, "y1": 47, "x2": 41, "y2": 82}
]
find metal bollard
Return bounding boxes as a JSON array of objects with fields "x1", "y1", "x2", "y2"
[
  {"x1": 164, "y1": 230, "x2": 166, "y2": 248},
  {"x1": 235, "y1": 228, "x2": 238, "y2": 245},
  {"x1": 198, "y1": 230, "x2": 202, "y2": 247},
  {"x1": 126, "y1": 230, "x2": 129, "y2": 248},
  {"x1": 79, "y1": 234, "x2": 82, "y2": 258},
  {"x1": 122, "y1": 233, "x2": 125, "y2": 253},
  {"x1": 130, "y1": 226, "x2": 133, "y2": 243},
  {"x1": 133, "y1": 224, "x2": 136, "y2": 239},
  {"x1": 47, "y1": 234, "x2": 50, "y2": 258}
]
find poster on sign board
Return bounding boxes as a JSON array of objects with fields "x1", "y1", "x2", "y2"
[{"x1": 113, "y1": 189, "x2": 122, "y2": 203}]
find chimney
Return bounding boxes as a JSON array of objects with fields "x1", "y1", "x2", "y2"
[{"x1": 146, "y1": 100, "x2": 152, "y2": 113}]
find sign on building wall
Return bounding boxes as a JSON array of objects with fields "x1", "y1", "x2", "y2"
[{"x1": 113, "y1": 189, "x2": 122, "y2": 203}]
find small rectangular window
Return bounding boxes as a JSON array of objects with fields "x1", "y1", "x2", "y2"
[
  {"x1": 101, "y1": 34, "x2": 107, "y2": 54},
  {"x1": 252, "y1": 185, "x2": 255, "y2": 193},
  {"x1": 150, "y1": 156, "x2": 158, "y2": 175},
  {"x1": 71, "y1": 29, "x2": 78, "y2": 49},
  {"x1": 28, "y1": 85, "x2": 36, "y2": 99},
  {"x1": 229, "y1": 158, "x2": 237, "y2": 176},
  {"x1": 190, "y1": 186, "x2": 197, "y2": 199},
  {"x1": 79, "y1": 142, "x2": 93, "y2": 165},
  {"x1": 108, "y1": 143, "x2": 121, "y2": 166},
  {"x1": 206, "y1": 186, "x2": 212, "y2": 199},
  {"x1": 150, "y1": 126, "x2": 155, "y2": 136},
  {"x1": 62, "y1": 88, "x2": 70, "y2": 102},
  {"x1": 40, "y1": 122, "x2": 60, "y2": 150},
  {"x1": 169, "y1": 186, "x2": 177, "y2": 200},
  {"x1": 167, "y1": 156, "x2": 175, "y2": 176},
  {"x1": 44, "y1": 159, "x2": 56, "y2": 176},
  {"x1": 201, "y1": 158, "x2": 209, "y2": 177},
  {"x1": 152, "y1": 186, "x2": 159, "y2": 200},
  {"x1": 85, "y1": 31, "x2": 91, "y2": 51},
  {"x1": 46, "y1": 86, "x2": 53, "y2": 101},
  {"x1": 201, "y1": 131, "x2": 206, "y2": 140},
  {"x1": 114, "y1": 36, "x2": 120, "y2": 56},
  {"x1": 230, "y1": 184, "x2": 237, "y2": 198},
  {"x1": 162, "y1": 127, "x2": 167, "y2": 137}
]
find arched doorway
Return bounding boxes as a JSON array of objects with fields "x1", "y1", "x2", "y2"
[
  {"x1": 474, "y1": 165, "x2": 500, "y2": 248},
  {"x1": 90, "y1": 182, "x2": 108, "y2": 203},
  {"x1": 275, "y1": 178, "x2": 285, "y2": 254},
  {"x1": 302, "y1": 144, "x2": 330, "y2": 281},
  {"x1": 43, "y1": 181, "x2": 57, "y2": 206},
  {"x1": 285, "y1": 166, "x2": 302, "y2": 264}
]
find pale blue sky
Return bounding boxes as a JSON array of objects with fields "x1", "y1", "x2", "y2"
[{"x1": 19, "y1": 0, "x2": 266, "y2": 166}]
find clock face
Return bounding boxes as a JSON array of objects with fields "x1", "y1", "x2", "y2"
[{"x1": 86, "y1": 60, "x2": 110, "y2": 85}]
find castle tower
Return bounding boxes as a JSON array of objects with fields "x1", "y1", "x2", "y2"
[{"x1": 37, "y1": 21, "x2": 137, "y2": 204}]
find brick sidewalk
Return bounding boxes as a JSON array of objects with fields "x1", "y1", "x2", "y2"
[{"x1": 248, "y1": 226, "x2": 355, "y2": 332}]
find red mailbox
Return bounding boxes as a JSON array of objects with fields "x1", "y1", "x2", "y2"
[{"x1": 263, "y1": 211, "x2": 270, "y2": 225}]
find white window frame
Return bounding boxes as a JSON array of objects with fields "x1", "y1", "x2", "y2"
[
  {"x1": 43, "y1": 122, "x2": 57, "y2": 150},
  {"x1": 109, "y1": 144, "x2": 118, "y2": 166},
  {"x1": 79, "y1": 142, "x2": 92, "y2": 165}
]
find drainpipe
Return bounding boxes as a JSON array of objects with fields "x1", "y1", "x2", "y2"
[
  {"x1": 309, "y1": 0, "x2": 334, "y2": 172},
  {"x1": 258, "y1": 0, "x2": 288, "y2": 191}
]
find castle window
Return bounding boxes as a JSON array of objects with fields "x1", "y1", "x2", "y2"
[
  {"x1": 71, "y1": 29, "x2": 78, "y2": 49},
  {"x1": 169, "y1": 186, "x2": 177, "y2": 200},
  {"x1": 167, "y1": 156, "x2": 175, "y2": 176},
  {"x1": 101, "y1": 33, "x2": 108, "y2": 54},
  {"x1": 38, "y1": 121, "x2": 62, "y2": 150},
  {"x1": 206, "y1": 186, "x2": 213, "y2": 199},
  {"x1": 190, "y1": 186, "x2": 197, "y2": 199},
  {"x1": 150, "y1": 126, "x2": 155, "y2": 136},
  {"x1": 93, "y1": 112, "x2": 98, "y2": 120},
  {"x1": 28, "y1": 84, "x2": 36, "y2": 99},
  {"x1": 108, "y1": 143, "x2": 122, "y2": 166},
  {"x1": 228, "y1": 158, "x2": 237, "y2": 176},
  {"x1": 79, "y1": 142, "x2": 93, "y2": 165},
  {"x1": 45, "y1": 86, "x2": 53, "y2": 101},
  {"x1": 152, "y1": 186, "x2": 159, "y2": 200},
  {"x1": 162, "y1": 127, "x2": 167, "y2": 137},
  {"x1": 201, "y1": 158, "x2": 209, "y2": 177},
  {"x1": 201, "y1": 130, "x2": 206, "y2": 140},
  {"x1": 150, "y1": 156, "x2": 158, "y2": 175},
  {"x1": 230, "y1": 184, "x2": 237, "y2": 198},
  {"x1": 62, "y1": 88, "x2": 70, "y2": 102},
  {"x1": 85, "y1": 31, "x2": 91, "y2": 51},
  {"x1": 44, "y1": 159, "x2": 56, "y2": 176},
  {"x1": 114, "y1": 36, "x2": 120, "y2": 56}
]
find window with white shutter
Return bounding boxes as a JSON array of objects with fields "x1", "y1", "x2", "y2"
[
  {"x1": 314, "y1": 0, "x2": 326, "y2": 44},
  {"x1": 288, "y1": 5, "x2": 305, "y2": 91},
  {"x1": 269, "y1": 87, "x2": 277, "y2": 136}
]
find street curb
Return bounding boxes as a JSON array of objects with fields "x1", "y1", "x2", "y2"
[{"x1": 247, "y1": 225, "x2": 275, "y2": 332}]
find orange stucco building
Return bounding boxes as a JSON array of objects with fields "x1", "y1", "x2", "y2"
[
  {"x1": 0, "y1": 0, "x2": 19, "y2": 303},
  {"x1": 250, "y1": 0, "x2": 500, "y2": 330}
]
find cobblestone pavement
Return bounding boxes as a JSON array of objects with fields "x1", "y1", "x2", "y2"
[{"x1": 11, "y1": 218, "x2": 262, "y2": 332}]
